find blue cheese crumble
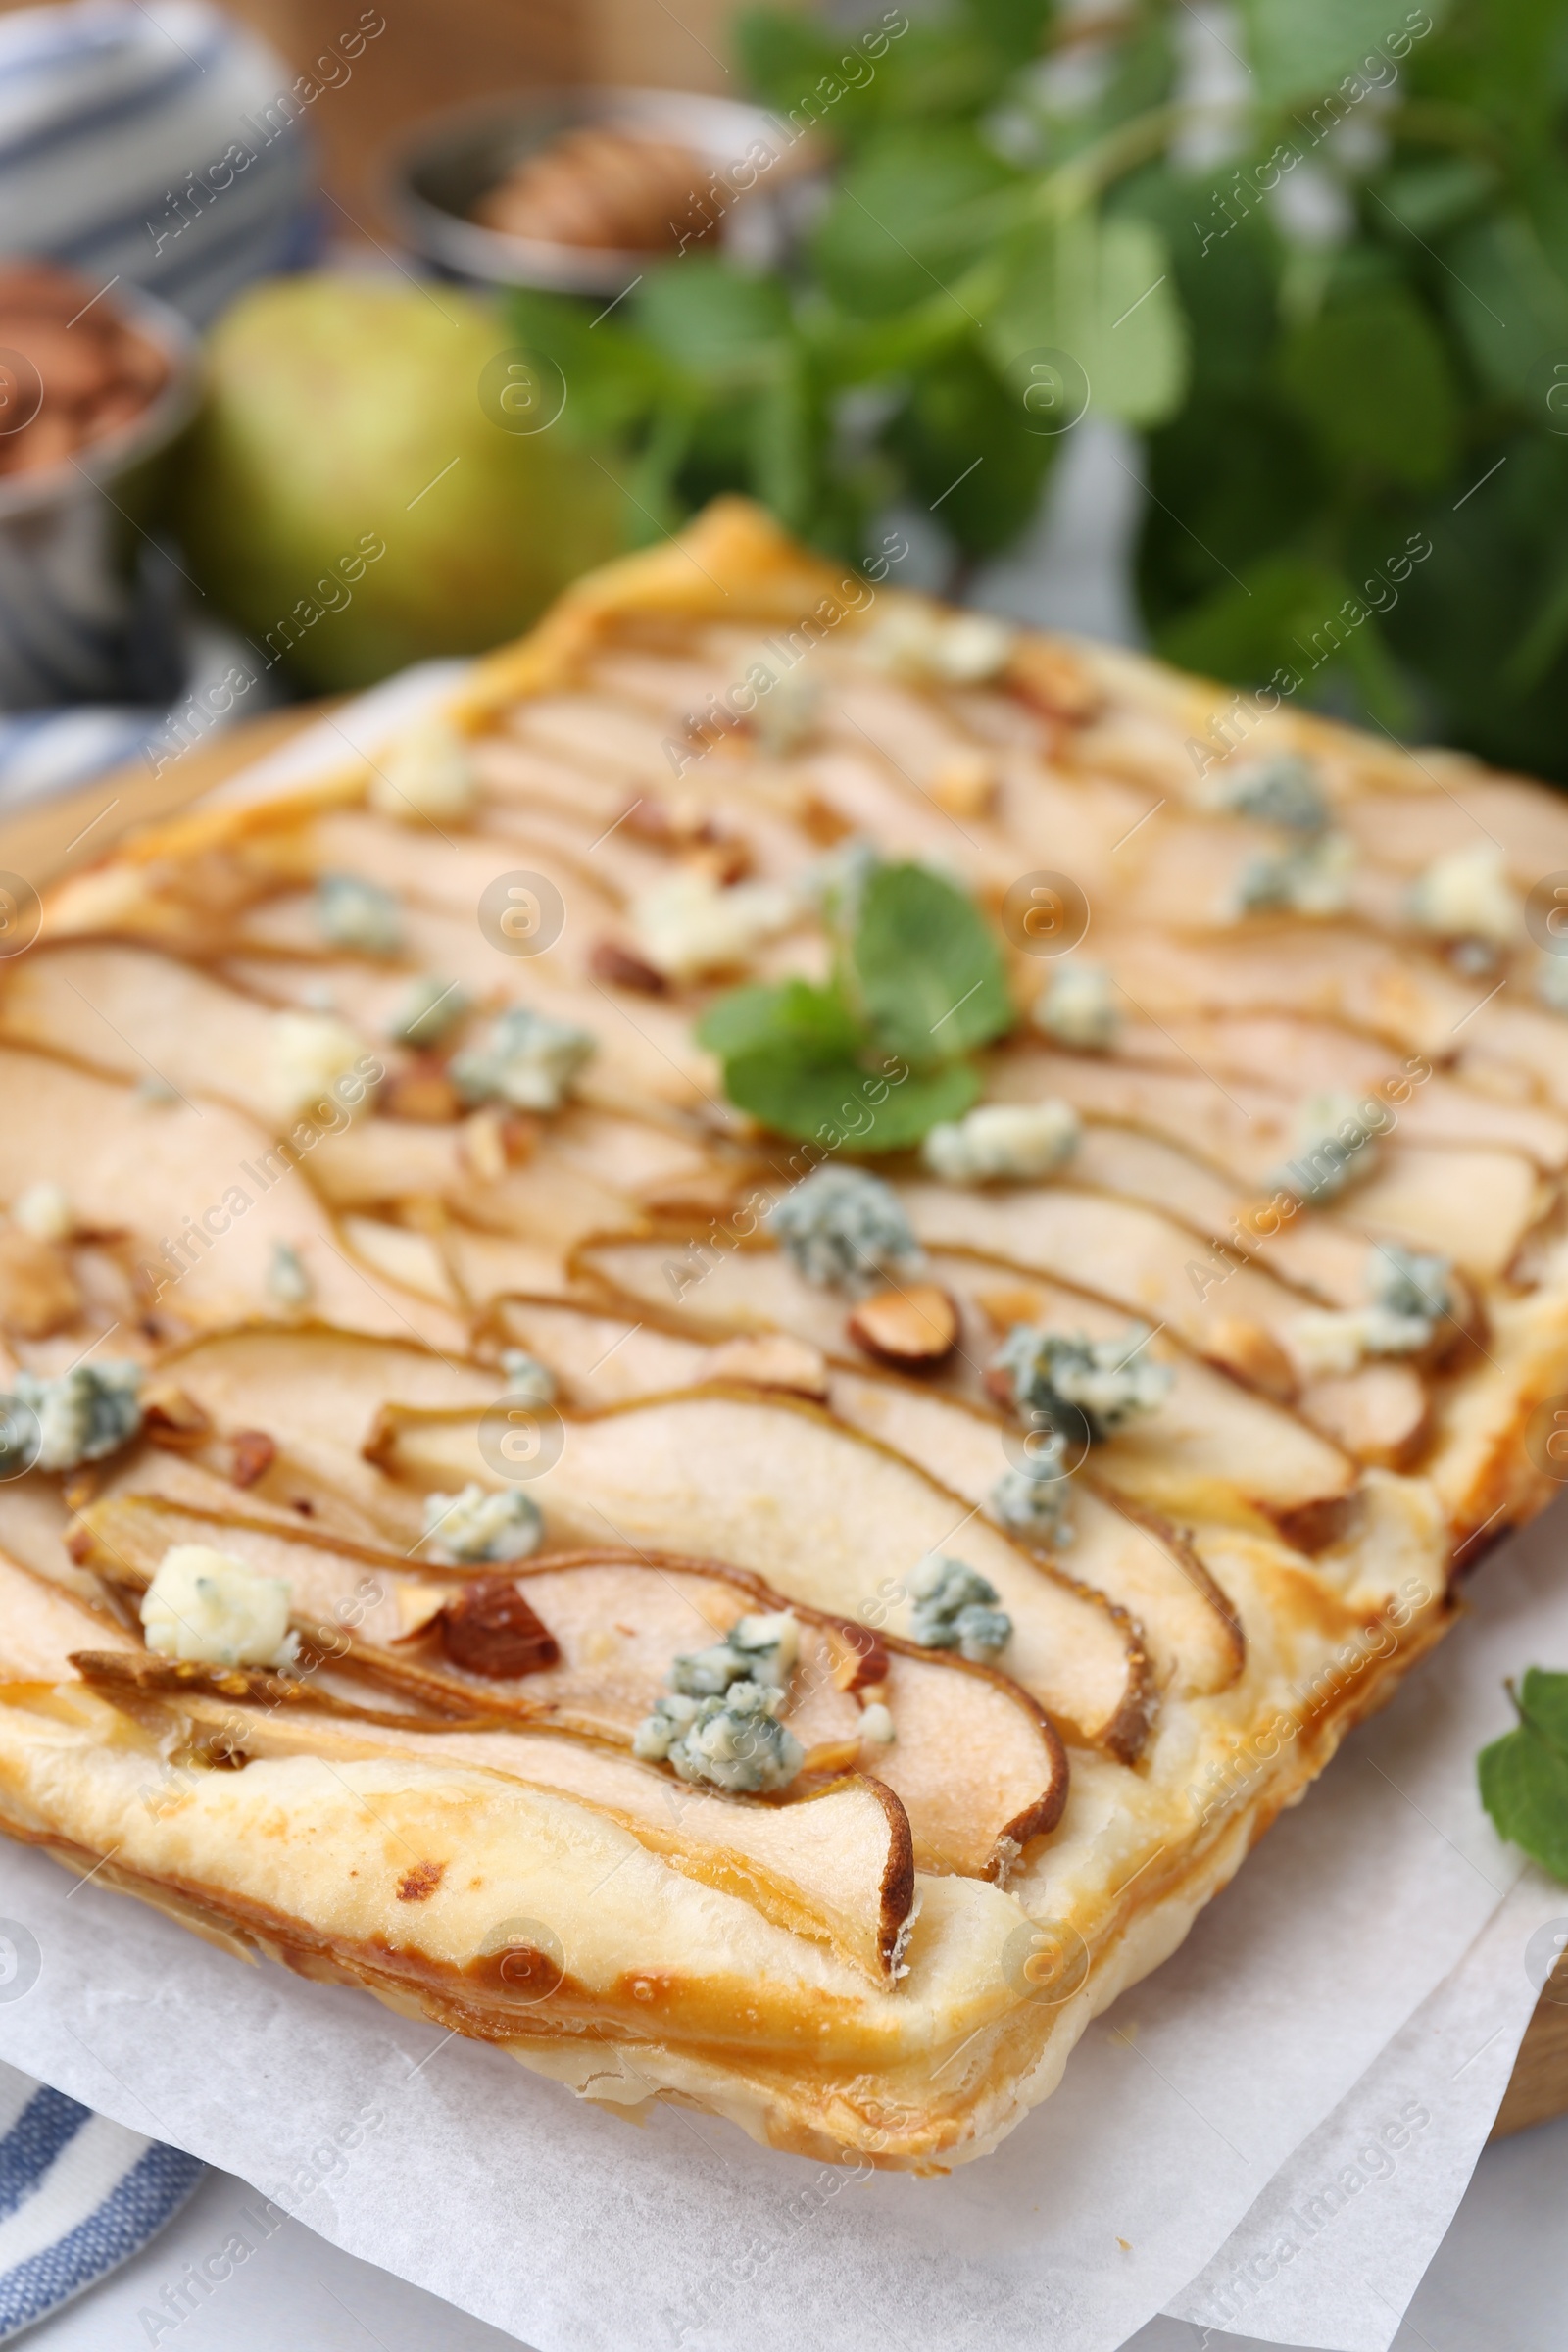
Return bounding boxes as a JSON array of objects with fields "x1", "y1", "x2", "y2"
[
  {"x1": 421, "y1": 1483, "x2": 543, "y2": 1565},
  {"x1": 317, "y1": 873, "x2": 403, "y2": 957},
  {"x1": 635, "y1": 1612, "x2": 806, "y2": 1790},
  {"x1": 991, "y1": 1428, "x2": 1075, "y2": 1549},
  {"x1": 450, "y1": 1005, "x2": 596, "y2": 1113},
  {"x1": 1288, "y1": 1245, "x2": 1452, "y2": 1378},
  {"x1": 388, "y1": 974, "x2": 469, "y2": 1048},
  {"x1": 141, "y1": 1543, "x2": 298, "y2": 1669},
  {"x1": 266, "y1": 1240, "x2": 312, "y2": 1311},
  {"x1": 0, "y1": 1361, "x2": 142, "y2": 1474},
  {"x1": 921, "y1": 1101, "x2": 1080, "y2": 1185},
  {"x1": 1031, "y1": 961, "x2": 1119, "y2": 1053},
  {"x1": 1271, "y1": 1092, "x2": 1381, "y2": 1203},
  {"x1": 907, "y1": 1553, "x2": 1012, "y2": 1662},
  {"x1": 1214, "y1": 753, "x2": 1328, "y2": 833},
  {"x1": 669, "y1": 1610, "x2": 801, "y2": 1697},
  {"x1": 1233, "y1": 831, "x2": 1355, "y2": 918},
  {"x1": 500, "y1": 1349, "x2": 556, "y2": 1404},
  {"x1": 767, "y1": 1166, "x2": 921, "y2": 1294},
  {"x1": 991, "y1": 1325, "x2": 1172, "y2": 1442},
  {"x1": 632, "y1": 1682, "x2": 806, "y2": 1792}
]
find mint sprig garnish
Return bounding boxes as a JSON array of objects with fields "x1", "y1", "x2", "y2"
[
  {"x1": 697, "y1": 860, "x2": 1013, "y2": 1153},
  {"x1": 1477, "y1": 1667, "x2": 1568, "y2": 1884}
]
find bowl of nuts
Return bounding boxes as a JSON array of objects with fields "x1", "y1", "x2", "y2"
[
  {"x1": 0, "y1": 260, "x2": 199, "y2": 709},
  {"x1": 388, "y1": 87, "x2": 812, "y2": 297}
]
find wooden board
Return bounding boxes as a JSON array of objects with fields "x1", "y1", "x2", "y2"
[{"x1": 2, "y1": 698, "x2": 1565, "y2": 2139}]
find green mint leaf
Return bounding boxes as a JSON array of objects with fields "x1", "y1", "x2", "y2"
[
  {"x1": 722, "y1": 1042, "x2": 980, "y2": 1153},
  {"x1": 985, "y1": 212, "x2": 1188, "y2": 431},
  {"x1": 852, "y1": 861, "x2": 1013, "y2": 1067},
  {"x1": 1279, "y1": 290, "x2": 1460, "y2": 489},
  {"x1": 697, "y1": 978, "x2": 858, "y2": 1060},
  {"x1": 1517, "y1": 1667, "x2": 1568, "y2": 1759},
  {"x1": 1478, "y1": 1719, "x2": 1568, "y2": 1884},
  {"x1": 1238, "y1": 0, "x2": 1453, "y2": 103}
]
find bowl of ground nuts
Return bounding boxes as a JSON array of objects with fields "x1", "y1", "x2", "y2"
[
  {"x1": 388, "y1": 87, "x2": 813, "y2": 298},
  {"x1": 0, "y1": 260, "x2": 198, "y2": 709}
]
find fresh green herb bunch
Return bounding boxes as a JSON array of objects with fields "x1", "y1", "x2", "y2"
[
  {"x1": 697, "y1": 858, "x2": 1014, "y2": 1151},
  {"x1": 508, "y1": 0, "x2": 1568, "y2": 779}
]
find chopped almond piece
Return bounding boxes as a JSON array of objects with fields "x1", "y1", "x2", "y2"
[
  {"x1": 1300, "y1": 1364, "x2": 1432, "y2": 1471},
  {"x1": 461, "y1": 1106, "x2": 508, "y2": 1185},
  {"x1": 1006, "y1": 638, "x2": 1102, "y2": 723},
  {"x1": 976, "y1": 1283, "x2": 1047, "y2": 1335},
  {"x1": 0, "y1": 1230, "x2": 79, "y2": 1338},
  {"x1": 229, "y1": 1430, "x2": 277, "y2": 1489},
  {"x1": 848, "y1": 1284, "x2": 959, "y2": 1369},
  {"x1": 141, "y1": 1384, "x2": 213, "y2": 1449},
  {"x1": 834, "y1": 1622, "x2": 890, "y2": 1692},
  {"x1": 440, "y1": 1580, "x2": 560, "y2": 1679},
  {"x1": 590, "y1": 938, "x2": 668, "y2": 994},
  {"x1": 929, "y1": 751, "x2": 998, "y2": 818},
  {"x1": 1205, "y1": 1317, "x2": 1298, "y2": 1403},
  {"x1": 702, "y1": 1333, "x2": 830, "y2": 1399},
  {"x1": 383, "y1": 1060, "x2": 462, "y2": 1122}
]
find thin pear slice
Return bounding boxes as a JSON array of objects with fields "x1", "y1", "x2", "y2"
[
  {"x1": 0, "y1": 1553, "x2": 137, "y2": 1680},
  {"x1": 1060, "y1": 1120, "x2": 1367, "y2": 1306},
  {"x1": 366, "y1": 1388, "x2": 1153, "y2": 1759},
  {"x1": 992, "y1": 1049, "x2": 1548, "y2": 1261},
  {"x1": 1094, "y1": 920, "x2": 1474, "y2": 1058},
  {"x1": 72, "y1": 1499, "x2": 1066, "y2": 1880},
  {"x1": 1096, "y1": 1020, "x2": 1568, "y2": 1171},
  {"x1": 821, "y1": 1368, "x2": 1243, "y2": 1696},
  {"x1": 72, "y1": 1652, "x2": 914, "y2": 1985},
  {"x1": 0, "y1": 1047, "x2": 464, "y2": 1352},
  {"x1": 134, "y1": 1325, "x2": 501, "y2": 1537},
  {"x1": 482, "y1": 1295, "x2": 1242, "y2": 1698},
  {"x1": 573, "y1": 1233, "x2": 1355, "y2": 1522},
  {"x1": 0, "y1": 941, "x2": 297, "y2": 1124}
]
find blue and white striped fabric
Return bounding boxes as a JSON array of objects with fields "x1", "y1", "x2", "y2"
[
  {"x1": 0, "y1": 0, "x2": 318, "y2": 326},
  {"x1": 0, "y1": 2061, "x2": 203, "y2": 2343}
]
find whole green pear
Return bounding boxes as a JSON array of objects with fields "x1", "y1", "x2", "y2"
[{"x1": 176, "y1": 274, "x2": 627, "y2": 689}]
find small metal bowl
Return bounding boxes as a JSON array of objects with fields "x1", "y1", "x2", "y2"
[
  {"x1": 387, "y1": 86, "x2": 811, "y2": 297},
  {"x1": 0, "y1": 281, "x2": 199, "y2": 710}
]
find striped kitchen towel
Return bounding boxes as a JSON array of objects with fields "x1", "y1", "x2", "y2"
[
  {"x1": 0, "y1": 2061, "x2": 203, "y2": 2342},
  {"x1": 0, "y1": 0, "x2": 319, "y2": 324}
]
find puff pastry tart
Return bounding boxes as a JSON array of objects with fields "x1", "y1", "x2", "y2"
[{"x1": 3, "y1": 499, "x2": 1566, "y2": 2170}]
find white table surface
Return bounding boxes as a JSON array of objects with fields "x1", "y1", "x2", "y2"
[{"x1": 19, "y1": 2106, "x2": 1565, "y2": 2352}]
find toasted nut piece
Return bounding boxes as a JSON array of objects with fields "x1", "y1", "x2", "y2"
[
  {"x1": 847, "y1": 1283, "x2": 959, "y2": 1369},
  {"x1": 929, "y1": 751, "x2": 998, "y2": 818},
  {"x1": 141, "y1": 1384, "x2": 213, "y2": 1449},
  {"x1": 1204, "y1": 1316, "x2": 1298, "y2": 1403},
  {"x1": 1429, "y1": 1267, "x2": 1487, "y2": 1365},
  {"x1": 229, "y1": 1430, "x2": 277, "y2": 1488},
  {"x1": 461, "y1": 1105, "x2": 508, "y2": 1184},
  {"x1": 833, "y1": 1621, "x2": 890, "y2": 1692},
  {"x1": 383, "y1": 1060, "x2": 462, "y2": 1122},
  {"x1": 0, "y1": 1230, "x2": 80, "y2": 1337},
  {"x1": 701, "y1": 1333, "x2": 830, "y2": 1400},
  {"x1": 1006, "y1": 638, "x2": 1102, "y2": 723},
  {"x1": 440, "y1": 1579, "x2": 560, "y2": 1679},
  {"x1": 590, "y1": 938, "x2": 668, "y2": 994},
  {"x1": 976, "y1": 1283, "x2": 1046, "y2": 1335},
  {"x1": 798, "y1": 793, "x2": 854, "y2": 846},
  {"x1": 1300, "y1": 1364, "x2": 1432, "y2": 1471},
  {"x1": 63, "y1": 1471, "x2": 98, "y2": 1516}
]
